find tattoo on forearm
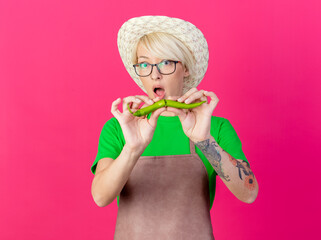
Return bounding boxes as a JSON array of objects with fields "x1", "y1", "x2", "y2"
[
  {"x1": 197, "y1": 141, "x2": 256, "y2": 191},
  {"x1": 227, "y1": 153, "x2": 256, "y2": 191},
  {"x1": 195, "y1": 139, "x2": 231, "y2": 181}
]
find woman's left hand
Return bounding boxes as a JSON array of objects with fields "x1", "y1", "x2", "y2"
[{"x1": 166, "y1": 88, "x2": 219, "y2": 143}]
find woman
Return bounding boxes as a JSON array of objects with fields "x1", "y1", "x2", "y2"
[{"x1": 91, "y1": 16, "x2": 259, "y2": 239}]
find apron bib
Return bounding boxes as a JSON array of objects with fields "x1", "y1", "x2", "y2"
[{"x1": 114, "y1": 140, "x2": 215, "y2": 239}]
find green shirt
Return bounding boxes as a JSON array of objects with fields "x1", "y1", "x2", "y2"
[{"x1": 91, "y1": 113, "x2": 249, "y2": 210}]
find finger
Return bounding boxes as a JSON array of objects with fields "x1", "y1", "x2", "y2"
[
  {"x1": 204, "y1": 91, "x2": 219, "y2": 110},
  {"x1": 149, "y1": 107, "x2": 167, "y2": 127},
  {"x1": 167, "y1": 95, "x2": 180, "y2": 101},
  {"x1": 177, "y1": 87, "x2": 198, "y2": 103},
  {"x1": 181, "y1": 90, "x2": 206, "y2": 104},
  {"x1": 138, "y1": 96, "x2": 161, "y2": 110},
  {"x1": 131, "y1": 98, "x2": 145, "y2": 110},
  {"x1": 130, "y1": 101, "x2": 142, "y2": 110},
  {"x1": 126, "y1": 95, "x2": 158, "y2": 115},
  {"x1": 132, "y1": 95, "x2": 156, "y2": 110},
  {"x1": 152, "y1": 96, "x2": 162, "y2": 103},
  {"x1": 122, "y1": 96, "x2": 141, "y2": 114},
  {"x1": 135, "y1": 95, "x2": 155, "y2": 105},
  {"x1": 166, "y1": 106, "x2": 187, "y2": 119},
  {"x1": 111, "y1": 98, "x2": 122, "y2": 119}
]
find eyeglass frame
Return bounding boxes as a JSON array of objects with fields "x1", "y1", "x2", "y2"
[{"x1": 133, "y1": 60, "x2": 181, "y2": 77}]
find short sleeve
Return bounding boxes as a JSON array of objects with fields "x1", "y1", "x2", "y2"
[
  {"x1": 91, "y1": 118, "x2": 124, "y2": 175},
  {"x1": 218, "y1": 119, "x2": 250, "y2": 167}
]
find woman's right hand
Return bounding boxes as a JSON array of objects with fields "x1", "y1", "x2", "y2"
[{"x1": 111, "y1": 95, "x2": 166, "y2": 153}]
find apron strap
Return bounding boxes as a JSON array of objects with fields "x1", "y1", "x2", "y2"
[{"x1": 189, "y1": 139, "x2": 197, "y2": 155}]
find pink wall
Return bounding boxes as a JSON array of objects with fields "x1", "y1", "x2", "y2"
[{"x1": 1, "y1": 0, "x2": 320, "y2": 239}]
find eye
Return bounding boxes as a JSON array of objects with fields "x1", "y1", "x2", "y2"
[
  {"x1": 163, "y1": 60, "x2": 171, "y2": 65},
  {"x1": 158, "y1": 60, "x2": 172, "y2": 68},
  {"x1": 139, "y1": 62, "x2": 149, "y2": 68},
  {"x1": 139, "y1": 63, "x2": 149, "y2": 68}
]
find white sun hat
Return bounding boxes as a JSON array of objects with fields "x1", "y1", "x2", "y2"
[{"x1": 117, "y1": 15, "x2": 209, "y2": 94}]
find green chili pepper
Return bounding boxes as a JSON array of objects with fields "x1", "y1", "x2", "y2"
[{"x1": 127, "y1": 99, "x2": 206, "y2": 117}]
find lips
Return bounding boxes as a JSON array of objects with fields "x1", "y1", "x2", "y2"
[{"x1": 153, "y1": 85, "x2": 165, "y2": 99}]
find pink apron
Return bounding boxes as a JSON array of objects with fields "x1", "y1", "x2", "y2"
[{"x1": 114, "y1": 140, "x2": 215, "y2": 239}]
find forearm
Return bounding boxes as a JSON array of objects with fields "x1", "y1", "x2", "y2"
[
  {"x1": 91, "y1": 144, "x2": 144, "y2": 207},
  {"x1": 194, "y1": 135, "x2": 259, "y2": 203}
]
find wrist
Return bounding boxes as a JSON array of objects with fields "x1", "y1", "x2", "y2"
[
  {"x1": 190, "y1": 134, "x2": 212, "y2": 143},
  {"x1": 123, "y1": 143, "x2": 146, "y2": 156}
]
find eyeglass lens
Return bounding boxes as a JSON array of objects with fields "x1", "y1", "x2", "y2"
[{"x1": 135, "y1": 60, "x2": 176, "y2": 76}]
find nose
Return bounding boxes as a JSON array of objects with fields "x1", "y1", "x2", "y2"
[{"x1": 150, "y1": 65, "x2": 162, "y2": 80}]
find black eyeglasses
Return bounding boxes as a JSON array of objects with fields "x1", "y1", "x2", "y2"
[{"x1": 133, "y1": 60, "x2": 181, "y2": 77}]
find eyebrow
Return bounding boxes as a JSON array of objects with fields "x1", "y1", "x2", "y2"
[{"x1": 137, "y1": 56, "x2": 149, "y2": 59}]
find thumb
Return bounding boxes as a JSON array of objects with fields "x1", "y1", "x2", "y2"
[
  {"x1": 166, "y1": 106, "x2": 187, "y2": 121},
  {"x1": 148, "y1": 107, "x2": 166, "y2": 127}
]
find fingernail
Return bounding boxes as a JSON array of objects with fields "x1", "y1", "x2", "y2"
[
  {"x1": 149, "y1": 100, "x2": 154, "y2": 104},
  {"x1": 185, "y1": 99, "x2": 191, "y2": 104},
  {"x1": 177, "y1": 98, "x2": 182, "y2": 102}
]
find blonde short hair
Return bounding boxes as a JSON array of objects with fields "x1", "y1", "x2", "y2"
[{"x1": 132, "y1": 32, "x2": 196, "y2": 90}]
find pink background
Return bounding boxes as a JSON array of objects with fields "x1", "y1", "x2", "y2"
[{"x1": 1, "y1": 0, "x2": 320, "y2": 239}]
